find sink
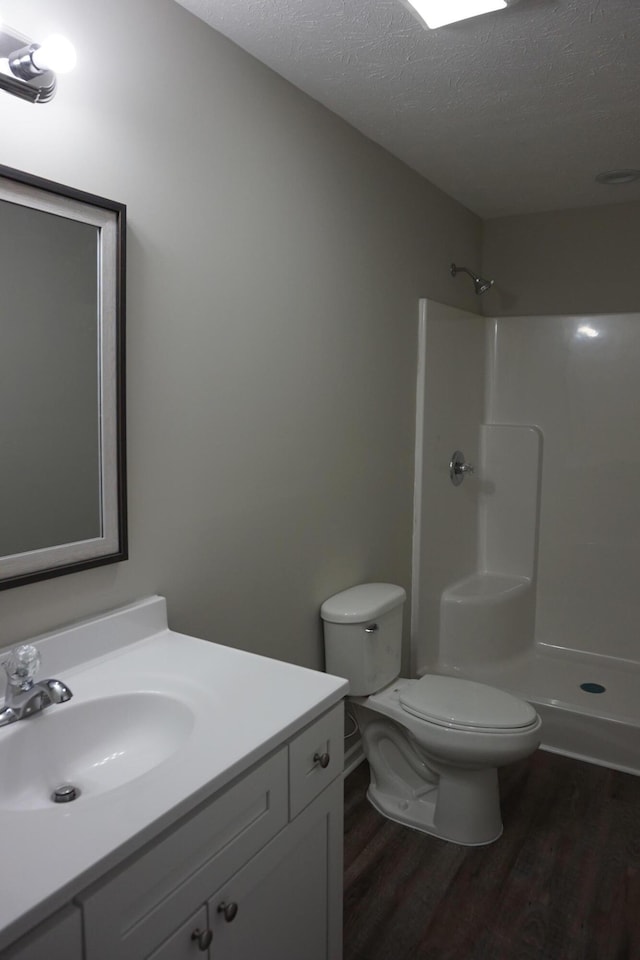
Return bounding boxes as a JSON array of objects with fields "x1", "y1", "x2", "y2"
[{"x1": 0, "y1": 692, "x2": 195, "y2": 810}]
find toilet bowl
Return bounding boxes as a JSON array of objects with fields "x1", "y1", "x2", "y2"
[{"x1": 321, "y1": 583, "x2": 542, "y2": 845}]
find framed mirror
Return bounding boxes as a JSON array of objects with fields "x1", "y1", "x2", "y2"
[{"x1": 0, "y1": 165, "x2": 126, "y2": 589}]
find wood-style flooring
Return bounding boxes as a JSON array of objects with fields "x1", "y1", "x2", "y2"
[{"x1": 343, "y1": 751, "x2": 640, "y2": 960}]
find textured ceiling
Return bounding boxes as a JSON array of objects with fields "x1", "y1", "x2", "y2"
[{"x1": 174, "y1": 0, "x2": 640, "y2": 218}]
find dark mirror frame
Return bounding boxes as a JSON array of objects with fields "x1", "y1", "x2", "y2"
[{"x1": 0, "y1": 164, "x2": 127, "y2": 589}]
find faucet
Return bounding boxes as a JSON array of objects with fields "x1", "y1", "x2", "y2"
[{"x1": 0, "y1": 644, "x2": 72, "y2": 727}]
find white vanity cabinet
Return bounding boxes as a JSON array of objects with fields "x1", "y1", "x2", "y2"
[
  {"x1": 80, "y1": 703, "x2": 344, "y2": 960},
  {"x1": 0, "y1": 598, "x2": 349, "y2": 960},
  {"x1": 196, "y1": 779, "x2": 340, "y2": 960},
  {"x1": 2, "y1": 906, "x2": 83, "y2": 960}
]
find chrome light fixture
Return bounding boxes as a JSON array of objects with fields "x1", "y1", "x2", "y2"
[{"x1": 0, "y1": 23, "x2": 76, "y2": 103}]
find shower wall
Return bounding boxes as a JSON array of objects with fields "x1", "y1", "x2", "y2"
[
  {"x1": 488, "y1": 312, "x2": 640, "y2": 663},
  {"x1": 411, "y1": 300, "x2": 485, "y2": 675},
  {"x1": 413, "y1": 304, "x2": 640, "y2": 673}
]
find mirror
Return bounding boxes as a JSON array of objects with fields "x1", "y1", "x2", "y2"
[{"x1": 0, "y1": 165, "x2": 126, "y2": 589}]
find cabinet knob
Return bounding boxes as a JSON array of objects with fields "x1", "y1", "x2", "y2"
[
  {"x1": 313, "y1": 752, "x2": 330, "y2": 769},
  {"x1": 191, "y1": 927, "x2": 213, "y2": 950},
  {"x1": 217, "y1": 900, "x2": 239, "y2": 922}
]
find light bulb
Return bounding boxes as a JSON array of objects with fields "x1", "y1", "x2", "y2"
[{"x1": 31, "y1": 34, "x2": 76, "y2": 74}]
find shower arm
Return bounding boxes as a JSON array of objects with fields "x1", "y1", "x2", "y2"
[{"x1": 451, "y1": 265, "x2": 476, "y2": 283}]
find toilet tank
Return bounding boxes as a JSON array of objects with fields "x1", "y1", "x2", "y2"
[{"x1": 321, "y1": 583, "x2": 406, "y2": 696}]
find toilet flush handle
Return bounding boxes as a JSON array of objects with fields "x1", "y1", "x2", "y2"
[{"x1": 364, "y1": 623, "x2": 379, "y2": 633}]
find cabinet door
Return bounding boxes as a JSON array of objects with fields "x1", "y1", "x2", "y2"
[
  {"x1": 147, "y1": 907, "x2": 209, "y2": 960},
  {"x1": 209, "y1": 777, "x2": 343, "y2": 960},
  {"x1": 82, "y1": 749, "x2": 287, "y2": 960}
]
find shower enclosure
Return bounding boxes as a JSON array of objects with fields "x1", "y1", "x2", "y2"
[{"x1": 412, "y1": 299, "x2": 640, "y2": 775}]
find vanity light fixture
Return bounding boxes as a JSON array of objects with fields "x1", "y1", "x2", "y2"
[
  {"x1": 0, "y1": 24, "x2": 76, "y2": 103},
  {"x1": 402, "y1": 0, "x2": 512, "y2": 29}
]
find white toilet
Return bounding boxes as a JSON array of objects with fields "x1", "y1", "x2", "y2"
[{"x1": 321, "y1": 583, "x2": 542, "y2": 845}]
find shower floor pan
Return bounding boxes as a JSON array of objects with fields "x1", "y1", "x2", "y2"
[{"x1": 436, "y1": 646, "x2": 640, "y2": 777}]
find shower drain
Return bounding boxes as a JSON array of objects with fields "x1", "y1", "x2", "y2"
[{"x1": 579, "y1": 682, "x2": 606, "y2": 694}]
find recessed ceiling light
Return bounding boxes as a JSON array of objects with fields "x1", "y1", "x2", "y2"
[
  {"x1": 402, "y1": 0, "x2": 508, "y2": 30},
  {"x1": 595, "y1": 169, "x2": 640, "y2": 185}
]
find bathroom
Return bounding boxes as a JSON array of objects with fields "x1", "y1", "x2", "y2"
[{"x1": 0, "y1": 0, "x2": 638, "y2": 957}]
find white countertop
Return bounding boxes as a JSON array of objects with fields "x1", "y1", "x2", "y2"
[{"x1": 0, "y1": 596, "x2": 348, "y2": 952}]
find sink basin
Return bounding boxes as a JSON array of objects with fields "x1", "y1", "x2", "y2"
[{"x1": 0, "y1": 692, "x2": 195, "y2": 810}]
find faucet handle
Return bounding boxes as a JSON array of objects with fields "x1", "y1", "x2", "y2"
[{"x1": 4, "y1": 644, "x2": 41, "y2": 688}]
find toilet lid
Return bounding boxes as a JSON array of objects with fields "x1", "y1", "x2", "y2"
[{"x1": 400, "y1": 675, "x2": 537, "y2": 729}]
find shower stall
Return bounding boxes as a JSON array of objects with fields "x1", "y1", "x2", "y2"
[{"x1": 412, "y1": 299, "x2": 640, "y2": 775}]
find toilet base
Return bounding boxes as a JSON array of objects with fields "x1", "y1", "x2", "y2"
[
  {"x1": 366, "y1": 772, "x2": 503, "y2": 846},
  {"x1": 359, "y1": 714, "x2": 505, "y2": 845}
]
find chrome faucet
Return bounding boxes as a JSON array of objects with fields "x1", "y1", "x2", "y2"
[{"x1": 0, "y1": 644, "x2": 72, "y2": 727}]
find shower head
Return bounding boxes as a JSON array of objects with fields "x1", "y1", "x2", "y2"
[{"x1": 450, "y1": 263, "x2": 494, "y2": 295}]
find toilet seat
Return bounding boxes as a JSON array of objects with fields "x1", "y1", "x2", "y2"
[{"x1": 399, "y1": 675, "x2": 537, "y2": 731}]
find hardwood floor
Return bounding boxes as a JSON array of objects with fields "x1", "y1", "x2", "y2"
[{"x1": 343, "y1": 751, "x2": 640, "y2": 960}]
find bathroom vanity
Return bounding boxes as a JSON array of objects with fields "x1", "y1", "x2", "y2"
[{"x1": 0, "y1": 597, "x2": 348, "y2": 959}]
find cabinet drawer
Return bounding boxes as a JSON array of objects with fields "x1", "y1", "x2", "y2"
[
  {"x1": 289, "y1": 703, "x2": 344, "y2": 818},
  {"x1": 207, "y1": 786, "x2": 333, "y2": 960},
  {"x1": 81, "y1": 748, "x2": 288, "y2": 960}
]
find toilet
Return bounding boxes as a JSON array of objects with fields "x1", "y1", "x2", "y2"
[{"x1": 321, "y1": 583, "x2": 542, "y2": 845}]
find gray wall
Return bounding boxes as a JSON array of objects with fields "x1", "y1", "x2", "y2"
[
  {"x1": 0, "y1": 0, "x2": 480, "y2": 667},
  {"x1": 482, "y1": 199, "x2": 640, "y2": 316}
]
